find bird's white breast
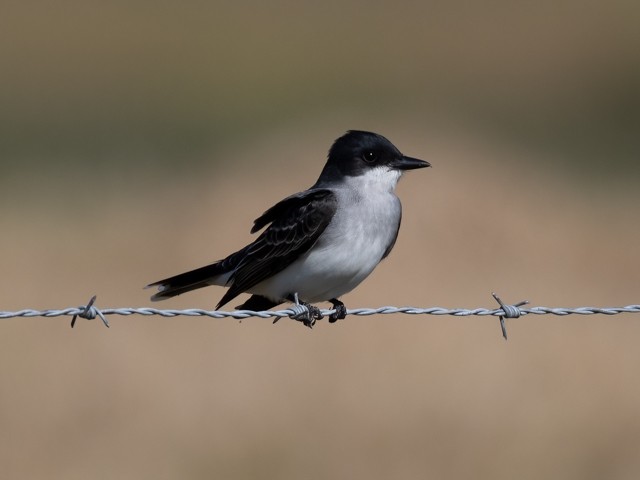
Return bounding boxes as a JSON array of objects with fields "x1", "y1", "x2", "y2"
[{"x1": 252, "y1": 167, "x2": 403, "y2": 302}]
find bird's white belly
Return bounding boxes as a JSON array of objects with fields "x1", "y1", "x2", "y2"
[{"x1": 251, "y1": 189, "x2": 401, "y2": 303}]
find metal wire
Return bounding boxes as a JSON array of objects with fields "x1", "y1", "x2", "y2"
[{"x1": 1, "y1": 293, "x2": 639, "y2": 337}]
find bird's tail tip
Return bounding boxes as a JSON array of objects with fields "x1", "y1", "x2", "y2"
[
  {"x1": 145, "y1": 282, "x2": 173, "y2": 301},
  {"x1": 144, "y1": 262, "x2": 227, "y2": 301}
]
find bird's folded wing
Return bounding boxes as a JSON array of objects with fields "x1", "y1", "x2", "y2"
[{"x1": 216, "y1": 188, "x2": 338, "y2": 308}]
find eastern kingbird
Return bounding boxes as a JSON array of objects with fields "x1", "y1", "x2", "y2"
[{"x1": 147, "y1": 130, "x2": 430, "y2": 326}]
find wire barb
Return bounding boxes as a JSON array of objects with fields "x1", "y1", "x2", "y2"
[
  {"x1": 286, "y1": 293, "x2": 323, "y2": 328},
  {"x1": 492, "y1": 292, "x2": 528, "y2": 340},
  {"x1": 71, "y1": 295, "x2": 110, "y2": 329}
]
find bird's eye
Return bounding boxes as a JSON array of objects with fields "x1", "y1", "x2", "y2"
[{"x1": 362, "y1": 151, "x2": 377, "y2": 163}]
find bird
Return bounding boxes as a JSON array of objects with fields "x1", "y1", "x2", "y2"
[{"x1": 146, "y1": 130, "x2": 430, "y2": 326}]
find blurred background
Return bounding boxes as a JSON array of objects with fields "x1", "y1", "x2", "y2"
[{"x1": 1, "y1": 1, "x2": 639, "y2": 478}]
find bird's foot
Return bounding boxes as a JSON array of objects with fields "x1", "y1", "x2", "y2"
[
  {"x1": 288, "y1": 293, "x2": 323, "y2": 328},
  {"x1": 291, "y1": 303, "x2": 323, "y2": 328},
  {"x1": 328, "y1": 298, "x2": 347, "y2": 323}
]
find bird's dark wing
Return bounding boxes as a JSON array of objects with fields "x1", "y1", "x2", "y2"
[
  {"x1": 251, "y1": 190, "x2": 322, "y2": 233},
  {"x1": 216, "y1": 189, "x2": 338, "y2": 308}
]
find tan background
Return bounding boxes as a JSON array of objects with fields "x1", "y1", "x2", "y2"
[{"x1": 1, "y1": 2, "x2": 639, "y2": 479}]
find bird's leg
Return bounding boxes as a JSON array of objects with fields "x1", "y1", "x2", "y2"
[
  {"x1": 328, "y1": 298, "x2": 347, "y2": 323},
  {"x1": 287, "y1": 293, "x2": 323, "y2": 328}
]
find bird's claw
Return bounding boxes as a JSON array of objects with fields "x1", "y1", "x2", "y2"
[
  {"x1": 328, "y1": 299, "x2": 347, "y2": 323},
  {"x1": 292, "y1": 304, "x2": 323, "y2": 328},
  {"x1": 288, "y1": 293, "x2": 323, "y2": 328}
]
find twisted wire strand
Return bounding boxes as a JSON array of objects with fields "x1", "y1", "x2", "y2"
[
  {"x1": 4, "y1": 294, "x2": 637, "y2": 339},
  {"x1": 2, "y1": 304, "x2": 640, "y2": 320}
]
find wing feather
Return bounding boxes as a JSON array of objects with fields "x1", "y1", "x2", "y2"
[{"x1": 216, "y1": 189, "x2": 337, "y2": 308}]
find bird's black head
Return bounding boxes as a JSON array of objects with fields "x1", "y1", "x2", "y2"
[{"x1": 316, "y1": 130, "x2": 430, "y2": 184}]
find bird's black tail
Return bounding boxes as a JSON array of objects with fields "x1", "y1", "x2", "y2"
[
  {"x1": 146, "y1": 246, "x2": 250, "y2": 301},
  {"x1": 146, "y1": 262, "x2": 227, "y2": 301}
]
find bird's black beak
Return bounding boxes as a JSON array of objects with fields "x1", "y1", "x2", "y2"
[{"x1": 391, "y1": 156, "x2": 431, "y2": 170}]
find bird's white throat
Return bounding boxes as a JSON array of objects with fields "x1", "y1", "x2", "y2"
[{"x1": 342, "y1": 166, "x2": 403, "y2": 196}]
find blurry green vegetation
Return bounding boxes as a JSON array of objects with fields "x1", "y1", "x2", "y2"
[{"x1": 1, "y1": 1, "x2": 638, "y2": 178}]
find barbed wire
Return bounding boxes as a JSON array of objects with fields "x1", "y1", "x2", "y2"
[{"x1": 1, "y1": 294, "x2": 639, "y2": 339}]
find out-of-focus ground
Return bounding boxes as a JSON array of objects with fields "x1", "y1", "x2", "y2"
[{"x1": 1, "y1": 2, "x2": 639, "y2": 479}]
